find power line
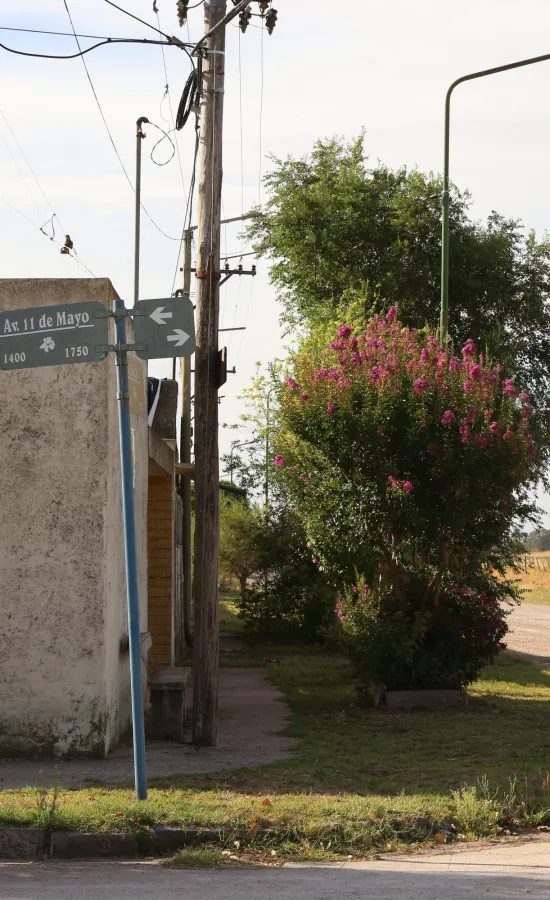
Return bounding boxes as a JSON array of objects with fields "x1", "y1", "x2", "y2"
[
  {"x1": 171, "y1": 118, "x2": 200, "y2": 294},
  {"x1": 0, "y1": 196, "x2": 97, "y2": 276},
  {"x1": 155, "y1": 7, "x2": 188, "y2": 206},
  {"x1": 0, "y1": 36, "x2": 176, "y2": 61},
  {"x1": 0, "y1": 25, "x2": 126, "y2": 39},
  {"x1": 0, "y1": 109, "x2": 53, "y2": 219},
  {"x1": 62, "y1": 0, "x2": 181, "y2": 242},
  {"x1": 0, "y1": 125, "x2": 46, "y2": 223},
  {"x1": 102, "y1": 0, "x2": 171, "y2": 40}
]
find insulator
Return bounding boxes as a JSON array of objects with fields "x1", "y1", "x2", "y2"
[
  {"x1": 239, "y1": 7, "x2": 252, "y2": 32},
  {"x1": 176, "y1": 0, "x2": 188, "y2": 27},
  {"x1": 265, "y1": 8, "x2": 277, "y2": 34}
]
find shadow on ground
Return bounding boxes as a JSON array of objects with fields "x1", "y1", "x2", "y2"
[{"x1": 3, "y1": 851, "x2": 550, "y2": 900}]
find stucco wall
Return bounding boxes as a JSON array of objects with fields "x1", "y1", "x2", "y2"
[{"x1": 0, "y1": 279, "x2": 148, "y2": 757}]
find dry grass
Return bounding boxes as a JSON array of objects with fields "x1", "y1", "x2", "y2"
[{"x1": 509, "y1": 554, "x2": 550, "y2": 605}]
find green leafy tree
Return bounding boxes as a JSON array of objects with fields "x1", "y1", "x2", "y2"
[
  {"x1": 249, "y1": 135, "x2": 550, "y2": 407},
  {"x1": 222, "y1": 369, "x2": 336, "y2": 640},
  {"x1": 219, "y1": 497, "x2": 262, "y2": 600}
]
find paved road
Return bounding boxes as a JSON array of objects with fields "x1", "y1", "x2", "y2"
[
  {"x1": 2, "y1": 840, "x2": 550, "y2": 899},
  {"x1": 508, "y1": 602, "x2": 550, "y2": 668}
]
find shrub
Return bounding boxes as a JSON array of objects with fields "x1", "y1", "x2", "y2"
[
  {"x1": 236, "y1": 509, "x2": 336, "y2": 642},
  {"x1": 274, "y1": 307, "x2": 546, "y2": 689},
  {"x1": 339, "y1": 575, "x2": 509, "y2": 690}
]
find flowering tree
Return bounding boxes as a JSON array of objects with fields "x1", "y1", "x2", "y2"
[{"x1": 274, "y1": 308, "x2": 546, "y2": 690}]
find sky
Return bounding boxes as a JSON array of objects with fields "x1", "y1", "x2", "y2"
[{"x1": 2, "y1": 0, "x2": 550, "y2": 520}]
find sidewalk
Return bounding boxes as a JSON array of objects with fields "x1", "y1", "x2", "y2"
[{"x1": 0, "y1": 667, "x2": 296, "y2": 789}]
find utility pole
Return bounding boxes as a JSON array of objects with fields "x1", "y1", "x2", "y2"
[
  {"x1": 176, "y1": 229, "x2": 194, "y2": 662},
  {"x1": 192, "y1": 0, "x2": 228, "y2": 747},
  {"x1": 190, "y1": 0, "x2": 271, "y2": 746}
]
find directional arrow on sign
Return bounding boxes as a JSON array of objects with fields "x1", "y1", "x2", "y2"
[
  {"x1": 167, "y1": 329, "x2": 190, "y2": 347},
  {"x1": 150, "y1": 306, "x2": 172, "y2": 326},
  {"x1": 132, "y1": 296, "x2": 195, "y2": 360}
]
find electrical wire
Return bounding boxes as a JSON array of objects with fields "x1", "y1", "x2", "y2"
[
  {"x1": 62, "y1": 0, "x2": 181, "y2": 241},
  {"x1": 0, "y1": 127, "x2": 46, "y2": 224},
  {"x1": 155, "y1": 8, "x2": 188, "y2": 206},
  {"x1": 235, "y1": 276, "x2": 255, "y2": 363},
  {"x1": 0, "y1": 107, "x2": 97, "y2": 275},
  {"x1": 0, "y1": 109, "x2": 54, "y2": 220},
  {"x1": 0, "y1": 196, "x2": 97, "y2": 276},
  {"x1": 170, "y1": 117, "x2": 200, "y2": 295},
  {"x1": 149, "y1": 121, "x2": 176, "y2": 166},
  {"x1": 0, "y1": 25, "x2": 131, "y2": 39},
  {"x1": 102, "y1": 0, "x2": 171, "y2": 40},
  {"x1": 176, "y1": 68, "x2": 199, "y2": 130},
  {"x1": 0, "y1": 37, "x2": 175, "y2": 60}
]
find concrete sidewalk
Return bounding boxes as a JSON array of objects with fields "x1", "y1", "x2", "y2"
[
  {"x1": 2, "y1": 838, "x2": 550, "y2": 898},
  {"x1": 0, "y1": 668, "x2": 296, "y2": 788}
]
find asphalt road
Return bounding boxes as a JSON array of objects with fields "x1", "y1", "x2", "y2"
[{"x1": 3, "y1": 840, "x2": 550, "y2": 900}]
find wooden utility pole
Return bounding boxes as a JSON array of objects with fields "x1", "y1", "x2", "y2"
[
  {"x1": 192, "y1": 0, "x2": 227, "y2": 747},
  {"x1": 176, "y1": 228, "x2": 194, "y2": 662}
]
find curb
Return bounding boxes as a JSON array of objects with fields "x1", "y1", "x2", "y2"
[{"x1": 0, "y1": 827, "x2": 225, "y2": 860}]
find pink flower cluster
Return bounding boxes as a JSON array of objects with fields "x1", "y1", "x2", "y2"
[
  {"x1": 335, "y1": 597, "x2": 347, "y2": 622},
  {"x1": 282, "y1": 306, "x2": 538, "y2": 467},
  {"x1": 388, "y1": 476, "x2": 413, "y2": 493}
]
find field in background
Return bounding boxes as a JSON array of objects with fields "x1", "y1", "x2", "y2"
[{"x1": 511, "y1": 553, "x2": 550, "y2": 605}]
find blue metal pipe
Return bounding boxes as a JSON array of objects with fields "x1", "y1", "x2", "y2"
[{"x1": 113, "y1": 297, "x2": 147, "y2": 801}]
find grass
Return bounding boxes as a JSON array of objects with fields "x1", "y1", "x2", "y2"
[
  {"x1": 510, "y1": 553, "x2": 550, "y2": 605},
  {"x1": 219, "y1": 591, "x2": 245, "y2": 634},
  {"x1": 2, "y1": 646, "x2": 550, "y2": 859}
]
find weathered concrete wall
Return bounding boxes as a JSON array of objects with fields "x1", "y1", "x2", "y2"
[{"x1": 0, "y1": 279, "x2": 148, "y2": 757}]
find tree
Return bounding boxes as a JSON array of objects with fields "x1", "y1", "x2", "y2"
[
  {"x1": 274, "y1": 308, "x2": 547, "y2": 690},
  {"x1": 218, "y1": 496, "x2": 262, "y2": 600},
  {"x1": 249, "y1": 135, "x2": 550, "y2": 408}
]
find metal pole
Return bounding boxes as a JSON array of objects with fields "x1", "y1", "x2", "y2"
[
  {"x1": 440, "y1": 91, "x2": 451, "y2": 340},
  {"x1": 113, "y1": 298, "x2": 147, "y2": 801},
  {"x1": 134, "y1": 117, "x2": 149, "y2": 307},
  {"x1": 440, "y1": 51, "x2": 550, "y2": 340}
]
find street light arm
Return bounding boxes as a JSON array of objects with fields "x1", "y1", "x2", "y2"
[{"x1": 440, "y1": 50, "x2": 550, "y2": 340}]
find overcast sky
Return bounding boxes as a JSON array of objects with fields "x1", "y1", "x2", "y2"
[{"x1": 3, "y1": 0, "x2": 550, "y2": 520}]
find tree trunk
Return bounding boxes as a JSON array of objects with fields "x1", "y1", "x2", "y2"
[{"x1": 239, "y1": 575, "x2": 247, "y2": 601}]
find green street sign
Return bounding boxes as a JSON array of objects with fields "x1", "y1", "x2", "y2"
[
  {"x1": 0, "y1": 301, "x2": 109, "y2": 371},
  {"x1": 132, "y1": 297, "x2": 195, "y2": 361}
]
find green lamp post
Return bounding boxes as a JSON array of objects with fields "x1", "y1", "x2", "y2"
[{"x1": 440, "y1": 51, "x2": 550, "y2": 341}]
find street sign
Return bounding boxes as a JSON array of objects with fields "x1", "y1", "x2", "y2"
[
  {"x1": 0, "y1": 301, "x2": 109, "y2": 371},
  {"x1": 132, "y1": 296, "x2": 195, "y2": 361}
]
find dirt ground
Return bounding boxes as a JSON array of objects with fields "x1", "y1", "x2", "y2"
[{"x1": 507, "y1": 602, "x2": 550, "y2": 670}]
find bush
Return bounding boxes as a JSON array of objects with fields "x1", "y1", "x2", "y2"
[
  {"x1": 236, "y1": 509, "x2": 336, "y2": 642},
  {"x1": 339, "y1": 575, "x2": 509, "y2": 690},
  {"x1": 274, "y1": 307, "x2": 546, "y2": 689}
]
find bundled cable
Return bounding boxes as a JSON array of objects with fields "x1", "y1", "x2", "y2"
[{"x1": 176, "y1": 67, "x2": 198, "y2": 130}]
